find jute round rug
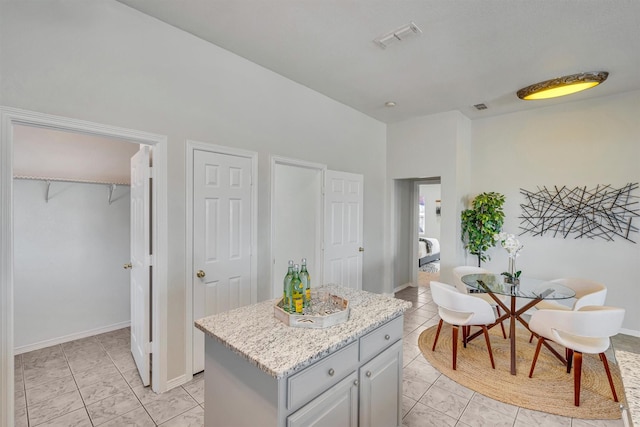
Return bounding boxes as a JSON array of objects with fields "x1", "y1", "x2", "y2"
[{"x1": 418, "y1": 324, "x2": 626, "y2": 419}]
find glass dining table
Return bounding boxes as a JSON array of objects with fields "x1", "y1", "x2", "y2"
[{"x1": 461, "y1": 273, "x2": 576, "y2": 375}]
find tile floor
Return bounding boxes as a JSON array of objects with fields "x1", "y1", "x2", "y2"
[
  {"x1": 13, "y1": 286, "x2": 635, "y2": 426},
  {"x1": 395, "y1": 284, "x2": 631, "y2": 427},
  {"x1": 14, "y1": 328, "x2": 204, "y2": 426}
]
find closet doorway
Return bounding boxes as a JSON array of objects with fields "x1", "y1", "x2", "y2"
[
  {"x1": 12, "y1": 124, "x2": 140, "y2": 354},
  {"x1": 0, "y1": 107, "x2": 169, "y2": 426}
]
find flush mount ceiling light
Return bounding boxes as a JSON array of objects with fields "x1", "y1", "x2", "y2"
[
  {"x1": 517, "y1": 71, "x2": 609, "y2": 100},
  {"x1": 385, "y1": 101, "x2": 397, "y2": 107}
]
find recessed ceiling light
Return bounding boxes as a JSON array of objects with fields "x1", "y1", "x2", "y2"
[
  {"x1": 517, "y1": 71, "x2": 609, "y2": 100},
  {"x1": 385, "y1": 101, "x2": 397, "y2": 107}
]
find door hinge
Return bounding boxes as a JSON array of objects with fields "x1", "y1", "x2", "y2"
[
  {"x1": 146, "y1": 341, "x2": 153, "y2": 354},
  {"x1": 146, "y1": 254, "x2": 154, "y2": 266}
]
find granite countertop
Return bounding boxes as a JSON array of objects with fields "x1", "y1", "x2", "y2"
[
  {"x1": 614, "y1": 346, "x2": 639, "y2": 426},
  {"x1": 194, "y1": 284, "x2": 412, "y2": 379}
]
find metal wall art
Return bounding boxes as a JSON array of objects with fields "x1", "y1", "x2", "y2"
[{"x1": 519, "y1": 183, "x2": 640, "y2": 242}]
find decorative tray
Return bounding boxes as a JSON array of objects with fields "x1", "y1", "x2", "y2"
[{"x1": 273, "y1": 294, "x2": 349, "y2": 329}]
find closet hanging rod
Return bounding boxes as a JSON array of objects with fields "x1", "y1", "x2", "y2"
[{"x1": 13, "y1": 175, "x2": 130, "y2": 186}]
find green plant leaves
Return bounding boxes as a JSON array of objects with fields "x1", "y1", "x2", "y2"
[{"x1": 461, "y1": 192, "x2": 506, "y2": 266}]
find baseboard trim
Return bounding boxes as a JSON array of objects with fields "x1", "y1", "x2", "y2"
[
  {"x1": 620, "y1": 327, "x2": 640, "y2": 338},
  {"x1": 166, "y1": 374, "x2": 190, "y2": 391},
  {"x1": 393, "y1": 282, "x2": 415, "y2": 293},
  {"x1": 14, "y1": 321, "x2": 131, "y2": 355}
]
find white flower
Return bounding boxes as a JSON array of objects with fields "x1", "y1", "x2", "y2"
[{"x1": 494, "y1": 232, "x2": 524, "y2": 258}]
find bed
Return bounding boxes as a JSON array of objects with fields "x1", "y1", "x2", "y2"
[{"x1": 418, "y1": 237, "x2": 440, "y2": 267}]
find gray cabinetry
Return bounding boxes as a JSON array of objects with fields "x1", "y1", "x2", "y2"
[
  {"x1": 359, "y1": 340, "x2": 403, "y2": 427},
  {"x1": 287, "y1": 372, "x2": 359, "y2": 427},
  {"x1": 286, "y1": 315, "x2": 403, "y2": 427}
]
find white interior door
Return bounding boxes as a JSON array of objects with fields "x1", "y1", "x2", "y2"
[
  {"x1": 323, "y1": 171, "x2": 364, "y2": 289},
  {"x1": 130, "y1": 146, "x2": 151, "y2": 386},
  {"x1": 193, "y1": 150, "x2": 253, "y2": 373}
]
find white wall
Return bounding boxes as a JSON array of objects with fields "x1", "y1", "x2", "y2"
[
  {"x1": 471, "y1": 91, "x2": 640, "y2": 333},
  {"x1": 387, "y1": 111, "x2": 471, "y2": 286},
  {"x1": 13, "y1": 180, "x2": 130, "y2": 350},
  {"x1": 1, "y1": 1, "x2": 387, "y2": 383}
]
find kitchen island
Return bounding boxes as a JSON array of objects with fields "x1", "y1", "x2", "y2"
[{"x1": 195, "y1": 284, "x2": 412, "y2": 427}]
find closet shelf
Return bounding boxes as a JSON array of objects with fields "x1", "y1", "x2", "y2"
[{"x1": 13, "y1": 175, "x2": 130, "y2": 204}]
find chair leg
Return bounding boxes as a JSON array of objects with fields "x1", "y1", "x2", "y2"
[
  {"x1": 573, "y1": 351, "x2": 583, "y2": 406},
  {"x1": 600, "y1": 352, "x2": 619, "y2": 402},
  {"x1": 496, "y1": 307, "x2": 507, "y2": 339},
  {"x1": 529, "y1": 332, "x2": 534, "y2": 343},
  {"x1": 432, "y1": 319, "x2": 443, "y2": 351},
  {"x1": 529, "y1": 337, "x2": 544, "y2": 378},
  {"x1": 567, "y1": 349, "x2": 574, "y2": 373},
  {"x1": 452, "y1": 325, "x2": 459, "y2": 370},
  {"x1": 481, "y1": 326, "x2": 495, "y2": 369}
]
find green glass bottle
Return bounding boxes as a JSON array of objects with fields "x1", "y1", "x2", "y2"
[
  {"x1": 300, "y1": 258, "x2": 311, "y2": 308},
  {"x1": 282, "y1": 260, "x2": 294, "y2": 313},
  {"x1": 291, "y1": 264, "x2": 304, "y2": 314}
]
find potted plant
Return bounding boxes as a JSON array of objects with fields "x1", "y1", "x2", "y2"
[{"x1": 461, "y1": 192, "x2": 505, "y2": 267}]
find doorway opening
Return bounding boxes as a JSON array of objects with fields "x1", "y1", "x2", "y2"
[
  {"x1": 1, "y1": 107, "x2": 168, "y2": 426},
  {"x1": 12, "y1": 124, "x2": 140, "y2": 354},
  {"x1": 391, "y1": 177, "x2": 441, "y2": 292}
]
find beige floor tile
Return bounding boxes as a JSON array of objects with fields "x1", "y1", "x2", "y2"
[
  {"x1": 403, "y1": 401, "x2": 457, "y2": 427},
  {"x1": 182, "y1": 378, "x2": 205, "y2": 404},
  {"x1": 26, "y1": 375, "x2": 77, "y2": 406},
  {"x1": 143, "y1": 387, "x2": 198, "y2": 425},
  {"x1": 418, "y1": 384, "x2": 470, "y2": 419},
  {"x1": 458, "y1": 399, "x2": 516, "y2": 427},
  {"x1": 24, "y1": 361, "x2": 73, "y2": 390},
  {"x1": 78, "y1": 372, "x2": 131, "y2": 406},
  {"x1": 73, "y1": 363, "x2": 121, "y2": 389},
  {"x1": 86, "y1": 389, "x2": 142, "y2": 426},
  {"x1": 34, "y1": 408, "x2": 92, "y2": 427},
  {"x1": 121, "y1": 367, "x2": 144, "y2": 388},
  {"x1": 15, "y1": 403, "x2": 28, "y2": 427},
  {"x1": 159, "y1": 405, "x2": 205, "y2": 426},
  {"x1": 27, "y1": 389, "x2": 84, "y2": 426},
  {"x1": 100, "y1": 407, "x2": 156, "y2": 427}
]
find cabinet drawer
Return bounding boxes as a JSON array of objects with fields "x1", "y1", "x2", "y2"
[
  {"x1": 287, "y1": 341, "x2": 358, "y2": 410},
  {"x1": 359, "y1": 315, "x2": 403, "y2": 362}
]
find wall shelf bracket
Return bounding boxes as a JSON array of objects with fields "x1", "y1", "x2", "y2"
[
  {"x1": 108, "y1": 184, "x2": 117, "y2": 205},
  {"x1": 45, "y1": 180, "x2": 51, "y2": 203}
]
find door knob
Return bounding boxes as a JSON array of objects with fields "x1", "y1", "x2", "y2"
[
  {"x1": 123, "y1": 263, "x2": 132, "y2": 270},
  {"x1": 358, "y1": 247, "x2": 364, "y2": 252},
  {"x1": 197, "y1": 270, "x2": 206, "y2": 278}
]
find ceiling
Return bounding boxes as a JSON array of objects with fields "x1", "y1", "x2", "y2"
[
  {"x1": 13, "y1": 125, "x2": 139, "y2": 184},
  {"x1": 117, "y1": 0, "x2": 640, "y2": 123}
]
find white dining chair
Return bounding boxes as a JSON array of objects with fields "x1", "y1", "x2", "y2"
[
  {"x1": 529, "y1": 277, "x2": 607, "y2": 342},
  {"x1": 430, "y1": 280, "x2": 496, "y2": 370},
  {"x1": 452, "y1": 266, "x2": 507, "y2": 339},
  {"x1": 528, "y1": 305, "x2": 625, "y2": 406}
]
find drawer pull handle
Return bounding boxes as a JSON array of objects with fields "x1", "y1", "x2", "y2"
[
  {"x1": 328, "y1": 368, "x2": 335, "y2": 376},
  {"x1": 353, "y1": 380, "x2": 359, "y2": 386},
  {"x1": 366, "y1": 371, "x2": 372, "y2": 377},
  {"x1": 384, "y1": 334, "x2": 390, "y2": 340}
]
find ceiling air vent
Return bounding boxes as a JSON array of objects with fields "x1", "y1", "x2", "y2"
[
  {"x1": 473, "y1": 103, "x2": 488, "y2": 111},
  {"x1": 373, "y1": 22, "x2": 422, "y2": 49}
]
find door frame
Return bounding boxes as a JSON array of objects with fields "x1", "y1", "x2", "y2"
[
  {"x1": 184, "y1": 140, "x2": 258, "y2": 378},
  {"x1": 411, "y1": 178, "x2": 441, "y2": 286},
  {"x1": 270, "y1": 156, "x2": 326, "y2": 299},
  {"x1": 0, "y1": 106, "x2": 169, "y2": 427}
]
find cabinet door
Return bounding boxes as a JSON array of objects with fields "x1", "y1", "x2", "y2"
[
  {"x1": 359, "y1": 340, "x2": 402, "y2": 427},
  {"x1": 287, "y1": 372, "x2": 358, "y2": 427}
]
